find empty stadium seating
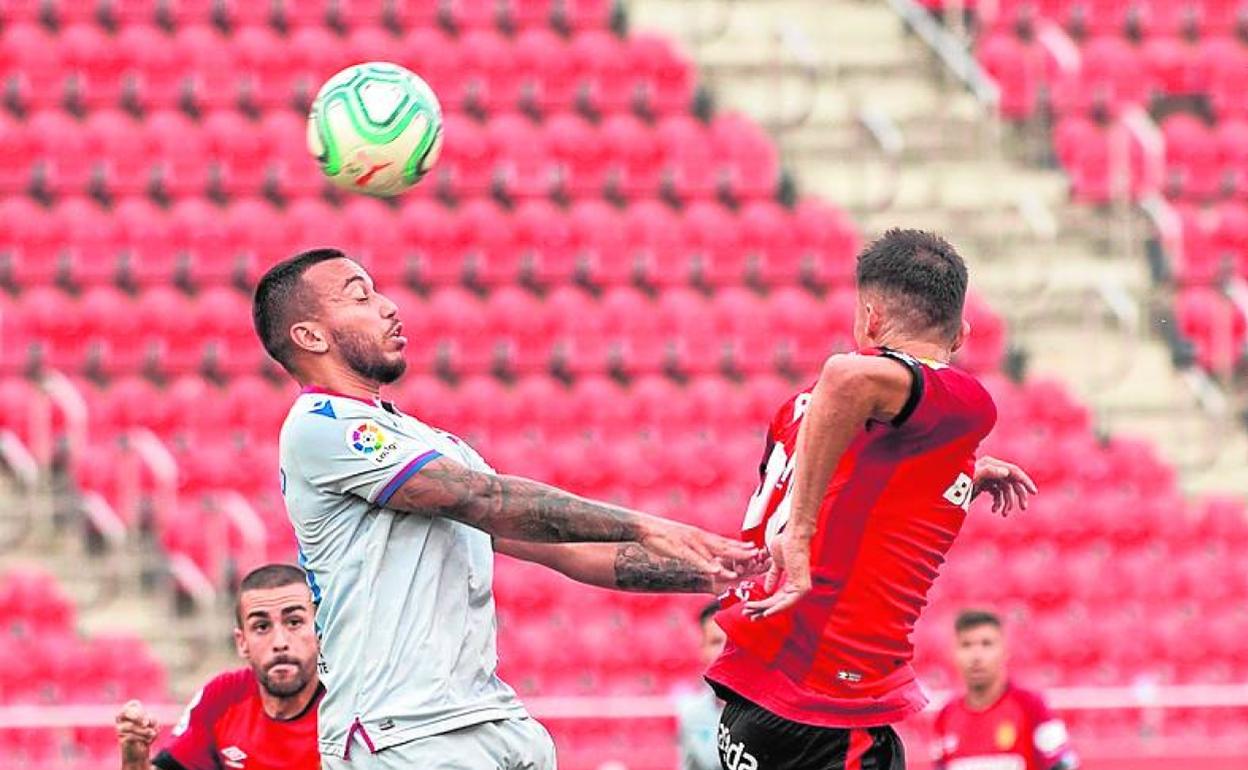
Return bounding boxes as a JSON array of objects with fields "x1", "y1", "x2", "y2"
[
  {"x1": 0, "y1": 567, "x2": 168, "y2": 769},
  {"x1": 955, "y1": 0, "x2": 1248, "y2": 372},
  {"x1": 0, "y1": 0, "x2": 1244, "y2": 767}
]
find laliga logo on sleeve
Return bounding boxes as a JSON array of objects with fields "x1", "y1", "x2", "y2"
[{"x1": 346, "y1": 421, "x2": 399, "y2": 464}]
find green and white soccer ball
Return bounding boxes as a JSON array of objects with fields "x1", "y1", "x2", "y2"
[{"x1": 307, "y1": 62, "x2": 443, "y2": 197}]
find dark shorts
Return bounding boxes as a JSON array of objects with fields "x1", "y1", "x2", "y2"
[{"x1": 717, "y1": 692, "x2": 906, "y2": 770}]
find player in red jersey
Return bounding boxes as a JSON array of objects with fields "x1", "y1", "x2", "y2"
[
  {"x1": 115, "y1": 564, "x2": 322, "y2": 770},
  {"x1": 933, "y1": 610, "x2": 1078, "y2": 770},
  {"x1": 706, "y1": 229, "x2": 1036, "y2": 769}
]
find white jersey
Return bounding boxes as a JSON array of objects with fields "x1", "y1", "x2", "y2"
[{"x1": 278, "y1": 386, "x2": 526, "y2": 758}]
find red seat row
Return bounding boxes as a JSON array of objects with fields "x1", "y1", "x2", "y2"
[
  {"x1": 0, "y1": 194, "x2": 846, "y2": 294},
  {"x1": 976, "y1": 0, "x2": 1248, "y2": 39},
  {"x1": 1, "y1": 108, "x2": 773, "y2": 206},
  {"x1": 3, "y1": 22, "x2": 683, "y2": 118},
  {"x1": 0, "y1": 0, "x2": 616, "y2": 35}
]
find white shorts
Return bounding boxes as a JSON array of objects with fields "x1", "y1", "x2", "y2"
[{"x1": 323, "y1": 717, "x2": 557, "y2": 770}]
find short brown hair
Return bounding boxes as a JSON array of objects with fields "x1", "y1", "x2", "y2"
[
  {"x1": 235, "y1": 563, "x2": 310, "y2": 627},
  {"x1": 954, "y1": 609, "x2": 1002, "y2": 634},
  {"x1": 856, "y1": 229, "x2": 968, "y2": 340}
]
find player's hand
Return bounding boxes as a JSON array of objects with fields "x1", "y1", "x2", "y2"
[
  {"x1": 973, "y1": 456, "x2": 1037, "y2": 515},
  {"x1": 709, "y1": 550, "x2": 772, "y2": 594},
  {"x1": 744, "y1": 532, "x2": 811, "y2": 619},
  {"x1": 116, "y1": 699, "x2": 158, "y2": 764},
  {"x1": 639, "y1": 520, "x2": 759, "y2": 580}
]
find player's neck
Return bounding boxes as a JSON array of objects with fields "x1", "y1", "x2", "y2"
[
  {"x1": 964, "y1": 677, "x2": 1008, "y2": 711},
  {"x1": 260, "y1": 678, "x2": 320, "y2": 721},
  {"x1": 300, "y1": 364, "x2": 382, "y2": 402},
  {"x1": 870, "y1": 334, "x2": 951, "y2": 363}
]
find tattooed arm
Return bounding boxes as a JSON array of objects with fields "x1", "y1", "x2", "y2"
[
  {"x1": 385, "y1": 457, "x2": 757, "y2": 574},
  {"x1": 495, "y1": 540, "x2": 768, "y2": 594}
]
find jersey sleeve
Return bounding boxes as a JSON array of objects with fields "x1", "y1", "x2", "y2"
[
  {"x1": 1023, "y1": 692, "x2": 1080, "y2": 770},
  {"x1": 151, "y1": 671, "x2": 243, "y2": 770},
  {"x1": 286, "y1": 406, "x2": 443, "y2": 507}
]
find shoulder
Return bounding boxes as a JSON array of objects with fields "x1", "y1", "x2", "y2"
[
  {"x1": 1006, "y1": 683, "x2": 1055, "y2": 719},
  {"x1": 282, "y1": 394, "x2": 381, "y2": 448},
  {"x1": 934, "y1": 697, "x2": 959, "y2": 727}
]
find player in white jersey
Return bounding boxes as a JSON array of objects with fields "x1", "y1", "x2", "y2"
[{"x1": 252, "y1": 250, "x2": 762, "y2": 769}]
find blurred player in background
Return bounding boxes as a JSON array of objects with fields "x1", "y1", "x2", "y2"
[
  {"x1": 251, "y1": 250, "x2": 761, "y2": 770},
  {"x1": 115, "y1": 564, "x2": 322, "y2": 770},
  {"x1": 706, "y1": 230, "x2": 1037, "y2": 770},
  {"x1": 676, "y1": 602, "x2": 729, "y2": 770},
  {"x1": 933, "y1": 610, "x2": 1078, "y2": 770}
]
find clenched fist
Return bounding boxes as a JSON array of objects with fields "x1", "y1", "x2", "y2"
[{"x1": 116, "y1": 699, "x2": 158, "y2": 766}]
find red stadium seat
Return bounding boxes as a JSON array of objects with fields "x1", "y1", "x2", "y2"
[
  {"x1": 628, "y1": 32, "x2": 696, "y2": 118},
  {"x1": 3, "y1": 24, "x2": 67, "y2": 113},
  {"x1": 569, "y1": 30, "x2": 634, "y2": 116},
  {"x1": 1173, "y1": 203, "x2": 1226, "y2": 284},
  {"x1": 459, "y1": 198, "x2": 519, "y2": 287},
  {"x1": 601, "y1": 113, "x2": 663, "y2": 200},
  {"x1": 558, "y1": 0, "x2": 614, "y2": 30},
  {"x1": 0, "y1": 114, "x2": 37, "y2": 196},
  {"x1": 118, "y1": 24, "x2": 187, "y2": 112},
  {"x1": 1, "y1": 197, "x2": 64, "y2": 288},
  {"x1": 568, "y1": 200, "x2": 629, "y2": 286},
  {"x1": 546, "y1": 111, "x2": 607, "y2": 199},
  {"x1": 793, "y1": 197, "x2": 861, "y2": 287},
  {"x1": 61, "y1": 24, "x2": 129, "y2": 110},
  {"x1": 136, "y1": 285, "x2": 202, "y2": 374},
  {"x1": 178, "y1": 24, "x2": 241, "y2": 113},
  {"x1": 1141, "y1": 34, "x2": 1200, "y2": 96},
  {"x1": 168, "y1": 197, "x2": 236, "y2": 288},
  {"x1": 487, "y1": 111, "x2": 557, "y2": 201},
  {"x1": 977, "y1": 31, "x2": 1046, "y2": 120},
  {"x1": 681, "y1": 201, "x2": 742, "y2": 287},
  {"x1": 57, "y1": 197, "x2": 121, "y2": 288},
  {"x1": 514, "y1": 199, "x2": 575, "y2": 286},
  {"x1": 434, "y1": 112, "x2": 494, "y2": 199},
  {"x1": 1201, "y1": 36, "x2": 1248, "y2": 120},
  {"x1": 711, "y1": 112, "x2": 781, "y2": 203},
  {"x1": 29, "y1": 110, "x2": 91, "y2": 198},
  {"x1": 656, "y1": 114, "x2": 717, "y2": 203},
  {"x1": 514, "y1": 28, "x2": 576, "y2": 115},
  {"x1": 1162, "y1": 113, "x2": 1221, "y2": 201},
  {"x1": 1176, "y1": 286, "x2": 1246, "y2": 371},
  {"x1": 400, "y1": 198, "x2": 465, "y2": 287},
  {"x1": 204, "y1": 108, "x2": 268, "y2": 197},
  {"x1": 462, "y1": 30, "x2": 524, "y2": 115},
  {"x1": 739, "y1": 200, "x2": 798, "y2": 286},
  {"x1": 146, "y1": 110, "x2": 209, "y2": 200}
]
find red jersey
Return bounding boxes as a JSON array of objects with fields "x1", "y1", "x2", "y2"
[
  {"x1": 153, "y1": 668, "x2": 323, "y2": 770},
  {"x1": 707, "y1": 348, "x2": 996, "y2": 728},
  {"x1": 933, "y1": 682, "x2": 1078, "y2": 770}
]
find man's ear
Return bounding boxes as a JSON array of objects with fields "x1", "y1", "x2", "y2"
[
  {"x1": 290, "y1": 322, "x2": 329, "y2": 355},
  {"x1": 233, "y1": 627, "x2": 248, "y2": 659},
  {"x1": 864, "y1": 302, "x2": 885, "y2": 342},
  {"x1": 951, "y1": 319, "x2": 971, "y2": 354}
]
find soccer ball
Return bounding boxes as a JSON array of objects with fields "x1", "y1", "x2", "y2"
[{"x1": 307, "y1": 62, "x2": 443, "y2": 197}]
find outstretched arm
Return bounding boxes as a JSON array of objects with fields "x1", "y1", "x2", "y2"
[
  {"x1": 386, "y1": 458, "x2": 757, "y2": 576},
  {"x1": 496, "y1": 539, "x2": 770, "y2": 593},
  {"x1": 745, "y1": 354, "x2": 914, "y2": 619}
]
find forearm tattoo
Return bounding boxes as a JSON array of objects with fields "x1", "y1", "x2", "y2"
[
  {"x1": 391, "y1": 461, "x2": 647, "y2": 543},
  {"x1": 613, "y1": 543, "x2": 711, "y2": 593}
]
